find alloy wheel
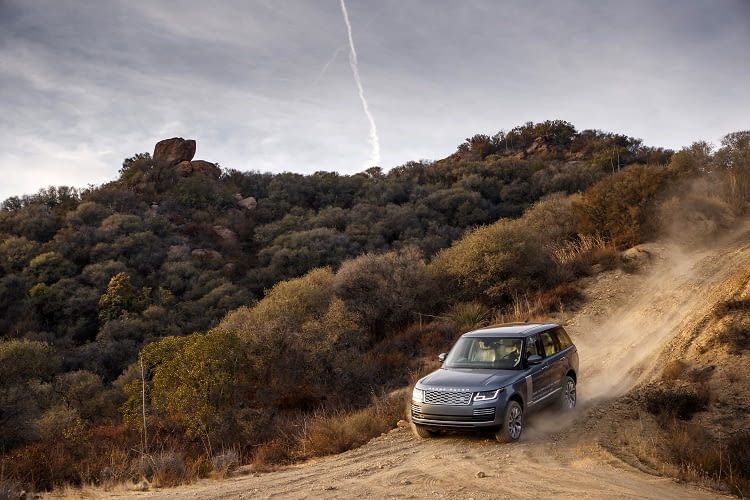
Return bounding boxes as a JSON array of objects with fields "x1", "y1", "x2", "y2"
[
  {"x1": 564, "y1": 379, "x2": 576, "y2": 409},
  {"x1": 508, "y1": 405, "x2": 522, "y2": 439}
]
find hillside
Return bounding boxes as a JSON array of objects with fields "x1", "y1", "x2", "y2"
[
  {"x1": 1, "y1": 122, "x2": 748, "y2": 497},
  {"x1": 81, "y1": 217, "x2": 750, "y2": 499}
]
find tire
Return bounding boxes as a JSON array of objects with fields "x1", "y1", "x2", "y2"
[
  {"x1": 557, "y1": 375, "x2": 577, "y2": 410},
  {"x1": 495, "y1": 400, "x2": 523, "y2": 443},
  {"x1": 412, "y1": 423, "x2": 436, "y2": 439}
]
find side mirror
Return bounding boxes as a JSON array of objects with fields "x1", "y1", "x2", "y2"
[
  {"x1": 527, "y1": 354, "x2": 543, "y2": 365},
  {"x1": 438, "y1": 353, "x2": 447, "y2": 363}
]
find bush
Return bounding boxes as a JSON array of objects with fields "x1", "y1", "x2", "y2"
[
  {"x1": 333, "y1": 248, "x2": 436, "y2": 334},
  {"x1": 664, "y1": 423, "x2": 750, "y2": 496},
  {"x1": 432, "y1": 218, "x2": 553, "y2": 303},
  {"x1": 0, "y1": 480, "x2": 24, "y2": 500},
  {"x1": 253, "y1": 394, "x2": 404, "y2": 469},
  {"x1": 35, "y1": 405, "x2": 84, "y2": 442},
  {"x1": 575, "y1": 165, "x2": 668, "y2": 247},
  {"x1": 657, "y1": 187, "x2": 734, "y2": 243},
  {"x1": 640, "y1": 382, "x2": 709, "y2": 420},
  {"x1": 211, "y1": 449, "x2": 239, "y2": 477},
  {"x1": 448, "y1": 302, "x2": 490, "y2": 332},
  {"x1": 150, "y1": 450, "x2": 186, "y2": 488}
]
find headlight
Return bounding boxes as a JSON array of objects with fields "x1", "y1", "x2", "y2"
[
  {"x1": 412, "y1": 387, "x2": 424, "y2": 402},
  {"x1": 473, "y1": 388, "x2": 502, "y2": 402}
]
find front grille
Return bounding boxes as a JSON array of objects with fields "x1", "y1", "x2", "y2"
[{"x1": 423, "y1": 390, "x2": 472, "y2": 406}]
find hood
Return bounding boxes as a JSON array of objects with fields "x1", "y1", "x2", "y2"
[{"x1": 417, "y1": 368, "x2": 520, "y2": 392}]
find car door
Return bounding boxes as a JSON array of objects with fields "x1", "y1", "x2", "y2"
[
  {"x1": 543, "y1": 328, "x2": 575, "y2": 395},
  {"x1": 538, "y1": 330, "x2": 562, "y2": 399},
  {"x1": 524, "y1": 333, "x2": 551, "y2": 404}
]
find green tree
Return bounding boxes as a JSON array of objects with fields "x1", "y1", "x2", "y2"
[
  {"x1": 0, "y1": 340, "x2": 58, "y2": 447},
  {"x1": 98, "y1": 272, "x2": 147, "y2": 323}
]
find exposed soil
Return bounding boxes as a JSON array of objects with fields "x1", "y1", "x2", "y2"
[{"x1": 63, "y1": 223, "x2": 750, "y2": 499}]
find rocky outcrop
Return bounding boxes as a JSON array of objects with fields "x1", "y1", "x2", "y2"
[
  {"x1": 237, "y1": 195, "x2": 257, "y2": 210},
  {"x1": 190, "y1": 160, "x2": 221, "y2": 179},
  {"x1": 175, "y1": 159, "x2": 221, "y2": 179},
  {"x1": 153, "y1": 138, "x2": 196, "y2": 166},
  {"x1": 213, "y1": 225, "x2": 237, "y2": 241},
  {"x1": 152, "y1": 138, "x2": 222, "y2": 179}
]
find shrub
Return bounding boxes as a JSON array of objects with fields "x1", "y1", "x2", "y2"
[
  {"x1": 252, "y1": 440, "x2": 292, "y2": 471},
  {"x1": 448, "y1": 302, "x2": 490, "y2": 332},
  {"x1": 521, "y1": 193, "x2": 578, "y2": 244},
  {"x1": 664, "y1": 423, "x2": 750, "y2": 496},
  {"x1": 122, "y1": 329, "x2": 247, "y2": 446},
  {"x1": 640, "y1": 383, "x2": 709, "y2": 420},
  {"x1": 0, "y1": 480, "x2": 24, "y2": 500},
  {"x1": 657, "y1": 188, "x2": 734, "y2": 243},
  {"x1": 35, "y1": 405, "x2": 84, "y2": 442},
  {"x1": 575, "y1": 165, "x2": 668, "y2": 247},
  {"x1": 150, "y1": 450, "x2": 186, "y2": 488},
  {"x1": 333, "y1": 248, "x2": 436, "y2": 334},
  {"x1": 211, "y1": 449, "x2": 239, "y2": 477},
  {"x1": 432, "y1": 218, "x2": 553, "y2": 303}
]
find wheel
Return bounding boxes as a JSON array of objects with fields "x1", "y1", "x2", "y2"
[
  {"x1": 495, "y1": 400, "x2": 523, "y2": 443},
  {"x1": 412, "y1": 423, "x2": 436, "y2": 439},
  {"x1": 557, "y1": 375, "x2": 576, "y2": 410}
]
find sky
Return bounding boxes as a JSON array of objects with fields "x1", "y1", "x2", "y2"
[{"x1": 1, "y1": 0, "x2": 749, "y2": 201}]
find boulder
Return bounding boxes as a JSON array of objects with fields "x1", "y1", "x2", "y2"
[
  {"x1": 213, "y1": 225, "x2": 237, "y2": 241},
  {"x1": 153, "y1": 138, "x2": 196, "y2": 166},
  {"x1": 175, "y1": 159, "x2": 221, "y2": 179},
  {"x1": 175, "y1": 160, "x2": 193, "y2": 176},
  {"x1": 191, "y1": 248, "x2": 222, "y2": 261},
  {"x1": 190, "y1": 160, "x2": 221, "y2": 179},
  {"x1": 237, "y1": 196, "x2": 257, "y2": 210}
]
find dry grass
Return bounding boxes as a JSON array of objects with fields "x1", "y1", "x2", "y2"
[
  {"x1": 550, "y1": 234, "x2": 616, "y2": 279},
  {"x1": 0, "y1": 479, "x2": 24, "y2": 500},
  {"x1": 252, "y1": 393, "x2": 405, "y2": 470},
  {"x1": 665, "y1": 423, "x2": 750, "y2": 497},
  {"x1": 492, "y1": 284, "x2": 581, "y2": 324},
  {"x1": 448, "y1": 301, "x2": 490, "y2": 332},
  {"x1": 210, "y1": 449, "x2": 239, "y2": 478}
]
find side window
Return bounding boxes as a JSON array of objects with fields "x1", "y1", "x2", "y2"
[
  {"x1": 540, "y1": 331, "x2": 558, "y2": 357},
  {"x1": 525, "y1": 334, "x2": 540, "y2": 358},
  {"x1": 554, "y1": 328, "x2": 573, "y2": 349}
]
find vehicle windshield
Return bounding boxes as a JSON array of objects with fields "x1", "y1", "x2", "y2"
[{"x1": 443, "y1": 337, "x2": 524, "y2": 370}]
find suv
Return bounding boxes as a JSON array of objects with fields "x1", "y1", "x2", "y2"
[{"x1": 411, "y1": 323, "x2": 578, "y2": 442}]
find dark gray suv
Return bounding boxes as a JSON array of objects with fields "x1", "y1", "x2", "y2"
[{"x1": 411, "y1": 323, "x2": 578, "y2": 442}]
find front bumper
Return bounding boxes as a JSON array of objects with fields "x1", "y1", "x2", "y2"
[{"x1": 410, "y1": 399, "x2": 502, "y2": 429}]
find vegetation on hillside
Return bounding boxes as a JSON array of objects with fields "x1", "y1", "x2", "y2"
[{"x1": 1, "y1": 121, "x2": 748, "y2": 493}]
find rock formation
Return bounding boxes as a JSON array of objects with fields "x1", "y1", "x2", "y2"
[
  {"x1": 237, "y1": 195, "x2": 257, "y2": 210},
  {"x1": 153, "y1": 138, "x2": 196, "y2": 166},
  {"x1": 153, "y1": 138, "x2": 221, "y2": 179}
]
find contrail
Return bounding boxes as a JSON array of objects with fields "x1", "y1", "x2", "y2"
[
  {"x1": 339, "y1": 0, "x2": 380, "y2": 166},
  {"x1": 314, "y1": 46, "x2": 345, "y2": 83}
]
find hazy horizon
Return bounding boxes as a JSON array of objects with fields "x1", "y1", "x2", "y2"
[{"x1": 2, "y1": 0, "x2": 749, "y2": 200}]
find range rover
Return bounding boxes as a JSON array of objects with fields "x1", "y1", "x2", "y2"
[{"x1": 411, "y1": 323, "x2": 578, "y2": 442}]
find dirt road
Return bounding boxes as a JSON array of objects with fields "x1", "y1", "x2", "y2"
[{"x1": 101, "y1": 225, "x2": 750, "y2": 500}]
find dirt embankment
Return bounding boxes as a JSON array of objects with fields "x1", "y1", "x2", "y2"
[{"x1": 65, "y1": 224, "x2": 750, "y2": 500}]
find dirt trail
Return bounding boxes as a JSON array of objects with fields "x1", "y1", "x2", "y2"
[{"x1": 100, "y1": 224, "x2": 750, "y2": 500}]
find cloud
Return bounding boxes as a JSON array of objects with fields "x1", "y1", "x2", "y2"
[{"x1": 0, "y1": 0, "x2": 748, "y2": 200}]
